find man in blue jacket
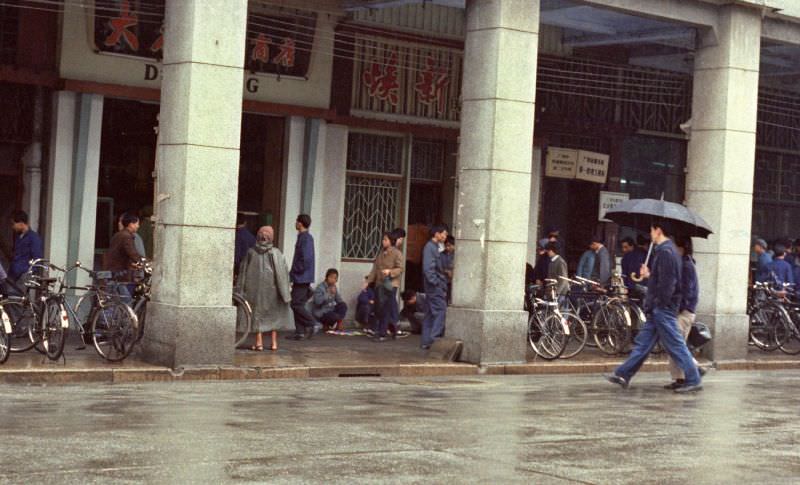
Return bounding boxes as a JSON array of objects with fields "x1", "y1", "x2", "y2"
[
  {"x1": 753, "y1": 239, "x2": 773, "y2": 283},
  {"x1": 606, "y1": 220, "x2": 702, "y2": 393},
  {"x1": 421, "y1": 224, "x2": 448, "y2": 349},
  {"x1": 770, "y1": 245, "x2": 795, "y2": 287},
  {"x1": 8, "y1": 210, "x2": 44, "y2": 288},
  {"x1": 620, "y1": 237, "x2": 647, "y2": 289},
  {"x1": 287, "y1": 214, "x2": 316, "y2": 340}
]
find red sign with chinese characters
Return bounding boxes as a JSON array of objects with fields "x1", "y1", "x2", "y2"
[
  {"x1": 93, "y1": 1, "x2": 315, "y2": 78},
  {"x1": 353, "y1": 36, "x2": 462, "y2": 122}
]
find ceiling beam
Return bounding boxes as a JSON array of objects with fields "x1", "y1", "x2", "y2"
[{"x1": 564, "y1": 27, "x2": 696, "y2": 48}]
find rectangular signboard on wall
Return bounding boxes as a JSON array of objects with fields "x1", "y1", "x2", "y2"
[{"x1": 545, "y1": 147, "x2": 578, "y2": 179}]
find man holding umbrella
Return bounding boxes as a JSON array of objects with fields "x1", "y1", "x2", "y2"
[{"x1": 602, "y1": 198, "x2": 710, "y2": 393}]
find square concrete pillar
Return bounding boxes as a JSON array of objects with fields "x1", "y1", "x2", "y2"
[
  {"x1": 685, "y1": 6, "x2": 761, "y2": 361},
  {"x1": 142, "y1": 0, "x2": 248, "y2": 368},
  {"x1": 447, "y1": 0, "x2": 539, "y2": 365}
]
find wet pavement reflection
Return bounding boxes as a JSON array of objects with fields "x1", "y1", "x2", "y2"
[{"x1": 2, "y1": 370, "x2": 799, "y2": 484}]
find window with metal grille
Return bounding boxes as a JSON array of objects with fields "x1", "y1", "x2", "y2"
[
  {"x1": 0, "y1": 4, "x2": 18, "y2": 64},
  {"x1": 754, "y1": 149, "x2": 800, "y2": 204},
  {"x1": 342, "y1": 133, "x2": 404, "y2": 260}
]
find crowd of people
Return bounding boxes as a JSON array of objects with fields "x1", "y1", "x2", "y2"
[
  {"x1": 234, "y1": 214, "x2": 454, "y2": 351},
  {"x1": 751, "y1": 237, "x2": 800, "y2": 287}
]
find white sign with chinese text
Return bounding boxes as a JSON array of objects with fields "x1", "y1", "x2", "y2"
[
  {"x1": 545, "y1": 148, "x2": 578, "y2": 179},
  {"x1": 576, "y1": 150, "x2": 609, "y2": 183},
  {"x1": 599, "y1": 191, "x2": 629, "y2": 222}
]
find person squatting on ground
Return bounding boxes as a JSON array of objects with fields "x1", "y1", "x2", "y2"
[
  {"x1": 287, "y1": 214, "x2": 316, "y2": 341},
  {"x1": 236, "y1": 226, "x2": 292, "y2": 351},
  {"x1": 421, "y1": 225, "x2": 449, "y2": 349},
  {"x1": 606, "y1": 220, "x2": 703, "y2": 393},
  {"x1": 312, "y1": 269, "x2": 348, "y2": 331},
  {"x1": 364, "y1": 231, "x2": 404, "y2": 341},
  {"x1": 401, "y1": 290, "x2": 426, "y2": 335}
]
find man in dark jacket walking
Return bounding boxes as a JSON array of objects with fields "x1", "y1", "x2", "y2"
[
  {"x1": 606, "y1": 220, "x2": 702, "y2": 393},
  {"x1": 421, "y1": 224, "x2": 448, "y2": 349},
  {"x1": 287, "y1": 214, "x2": 316, "y2": 340},
  {"x1": 590, "y1": 235, "x2": 612, "y2": 287}
]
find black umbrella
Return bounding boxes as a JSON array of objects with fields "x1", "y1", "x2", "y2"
[{"x1": 604, "y1": 198, "x2": 714, "y2": 239}]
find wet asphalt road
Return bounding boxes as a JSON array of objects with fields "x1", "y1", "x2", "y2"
[{"x1": 1, "y1": 370, "x2": 798, "y2": 484}]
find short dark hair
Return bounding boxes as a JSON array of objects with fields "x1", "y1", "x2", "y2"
[
  {"x1": 392, "y1": 228, "x2": 406, "y2": 239},
  {"x1": 401, "y1": 289, "x2": 417, "y2": 301},
  {"x1": 621, "y1": 237, "x2": 635, "y2": 247},
  {"x1": 636, "y1": 235, "x2": 649, "y2": 246},
  {"x1": 651, "y1": 219, "x2": 674, "y2": 237},
  {"x1": 675, "y1": 235, "x2": 693, "y2": 256},
  {"x1": 384, "y1": 231, "x2": 398, "y2": 247},
  {"x1": 121, "y1": 212, "x2": 139, "y2": 228},
  {"x1": 774, "y1": 244, "x2": 787, "y2": 258},
  {"x1": 325, "y1": 268, "x2": 339, "y2": 278},
  {"x1": 10, "y1": 210, "x2": 28, "y2": 224},
  {"x1": 236, "y1": 214, "x2": 248, "y2": 226},
  {"x1": 297, "y1": 214, "x2": 311, "y2": 229},
  {"x1": 545, "y1": 241, "x2": 559, "y2": 253},
  {"x1": 446, "y1": 235, "x2": 455, "y2": 245},
  {"x1": 430, "y1": 224, "x2": 447, "y2": 238},
  {"x1": 591, "y1": 233, "x2": 604, "y2": 244}
]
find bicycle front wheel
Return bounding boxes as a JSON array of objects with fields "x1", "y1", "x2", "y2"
[
  {"x1": 92, "y1": 302, "x2": 139, "y2": 362},
  {"x1": 0, "y1": 317, "x2": 9, "y2": 364},
  {"x1": 41, "y1": 298, "x2": 68, "y2": 361},
  {"x1": 528, "y1": 311, "x2": 567, "y2": 360},
  {"x1": 1, "y1": 298, "x2": 38, "y2": 353},
  {"x1": 750, "y1": 302, "x2": 791, "y2": 351},
  {"x1": 592, "y1": 302, "x2": 630, "y2": 355},
  {"x1": 133, "y1": 297, "x2": 148, "y2": 343},
  {"x1": 233, "y1": 293, "x2": 253, "y2": 348},
  {"x1": 560, "y1": 311, "x2": 587, "y2": 359},
  {"x1": 777, "y1": 310, "x2": 800, "y2": 355}
]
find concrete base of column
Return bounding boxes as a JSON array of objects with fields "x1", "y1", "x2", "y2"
[
  {"x1": 141, "y1": 301, "x2": 235, "y2": 368},
  {"x1": 698, "y1": 312, "x2": 749, "y2": 361},
  {"x1": 446, "y1": 307, "x2": 528, "y2": 365}
]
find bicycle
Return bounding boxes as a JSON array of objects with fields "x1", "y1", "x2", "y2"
[
  {"x1": 1, "y1": 264, "x2": 51, "y2": 354},
  {"x1": 233, "y1": 290, "x2": 254, "y2": 348},
  {"x1": 526, "y1": 279, "x2": 571, "y2": 360},
  {"x1": 575, "y1": 275, "x2": 633, "y2": 355},
  {"x1": 778, "y1": 285, "x2": 800, "y2": 355},
  {"x1": 37, "y1": 260, "x2": 139, "y2": 362},
  {"x1": 748, "y1": 281, "x2": 792, "y2": 352}
]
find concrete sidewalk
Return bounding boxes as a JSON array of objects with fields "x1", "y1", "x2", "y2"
[{"x1": 1, "y1": 332, "x2": 798, "y2": 384}]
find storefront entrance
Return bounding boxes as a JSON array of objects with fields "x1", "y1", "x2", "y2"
[{"x1": 95, "y1": 99, "x2": 285, "y2": 266}]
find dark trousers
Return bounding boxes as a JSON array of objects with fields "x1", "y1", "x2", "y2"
[
  {"x1": 290, "y1": 284, "x2": 314, "y2": 335},
  {"x1": 374, "y1": 287, "x2": 398, "y2": 337},
  {"x1": 320, "y1": 302, "x2": 348, "y2": 327},
  {"x1": 421, "y1": 290, "x2": 447, "y2": 347}
]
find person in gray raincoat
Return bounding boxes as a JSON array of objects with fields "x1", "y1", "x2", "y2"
[{"x1": 237, "y1": 226, "x2": 292, "y2": 351}]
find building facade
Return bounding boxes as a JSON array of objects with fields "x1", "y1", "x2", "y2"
[{"x1": 1, "y1": 0, "x2": 800, "y2": 366}]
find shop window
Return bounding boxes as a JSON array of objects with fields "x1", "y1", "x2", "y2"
[
  {"x1": 620, "y1": 136, "x2": 686, "y2": 202},
  {"x1": 0, "y1": 4, "x2": 17, "y2": 64},
  {"x1": 408, "y1": 139, "x2": 445, "y2": 225},
  {"x1": 342, "y1": 133, "x2": 404, "y2": 260}
]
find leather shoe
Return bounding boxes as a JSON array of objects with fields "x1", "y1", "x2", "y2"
[
  {"x1": 698, "y1": 366, "x2": 707, "y2": 377},
  {"x1": 674, "y1": 383, "x2": 703, "y2": 393},
  {"x1": 663, "y1": 380, "x2": 685, "y2": 390},
  {"x1": 604, "y1": 374, "x2": 629, "y2": 389}
]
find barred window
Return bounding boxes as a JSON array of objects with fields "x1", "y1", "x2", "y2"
[
  {"x1": 342, "y1": 133, "x2": 404, "y2": 260},
  {"x1": 411, "y1": 139, "x2": 445, "y2": 182},
  {"x1": 754, "y1": 150, "x2": 800, "y2": 203}
]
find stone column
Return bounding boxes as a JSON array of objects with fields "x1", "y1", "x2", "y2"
[
  {"x1": 45, "y1": 91, "x2": 77, "y2": 269},
  {"x1": 685, "y1": 6, "x2": 761, "y2": 361},
  {"x1": 22, "y1": 86, "x2": 45, "y2": 232},
  {"x1": 142, "y1": 0, "x2": 248, "y2": 368},
  {"x1": 447, "y1": 0, "x2": 539, "y2": 365}
]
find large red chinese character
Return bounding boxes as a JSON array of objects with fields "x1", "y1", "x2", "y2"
[
  {"x1": 362, "y1": 50, "x2": 399, "y2": 106},
  {"x1": 272, "y1": 37, "x2": 296, "y2": 67},
  {"x1": 150, "y1": 24, "x2": 164, "y2": 54},
  {"x1": 415, "y1": 55, "x2": 450, "y2": 115},
  {"x1": 251, "y1": 34, "x2": 271, "y2": 63},
  {"x1": 104, "y1": 0, "x2": 139, "y2": 51}
]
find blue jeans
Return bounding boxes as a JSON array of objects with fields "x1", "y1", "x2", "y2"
[
  {"x1": 421, "y1": 291, "x2": 447, "y2": 347},
  {"x1": 615, "y1": 308, "x2": 701, "y2": 386}
]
